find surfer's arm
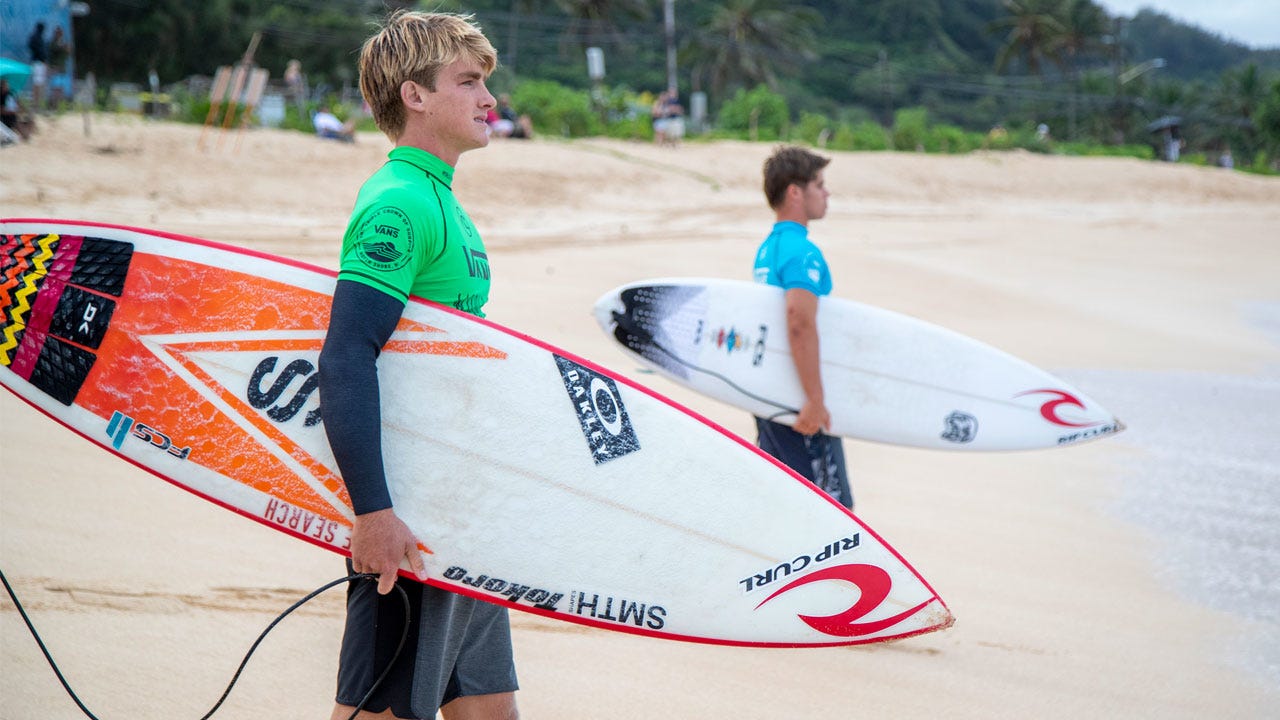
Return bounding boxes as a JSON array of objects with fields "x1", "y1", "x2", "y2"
[
  {"x1": 784, "y1": 288, "x2": 830, "y2": 435},
  {"x1": 319, "y1": 280, "x2": 427, "y2": 593},
  {"x1": 319, "y1": 279, "x2": 402, "y2": 515}
]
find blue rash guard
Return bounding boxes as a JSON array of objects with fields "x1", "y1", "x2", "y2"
[
  {"x1": 752, "y1": 220, "x2": 832, "y2": 296},
  {"x1": 749, "y1": 220, "x2": 851, "y2": 509}
]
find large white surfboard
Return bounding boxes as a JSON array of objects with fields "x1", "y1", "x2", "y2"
[
  {"x1": 0, "y1": 219, "x2": 952, "y2": 647},
  {"x1": 594, "y1": 277, "x2": 1123, "y2": 451}
]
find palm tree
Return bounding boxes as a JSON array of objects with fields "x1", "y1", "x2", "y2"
[
  {"x1": 683, "y1": 0, "x2": 819, "y2": 103},
  {"x1": 1055, "y1": 0, "x2": 1108, "y2": 68},
  {"x1": 1055, "y1": 0, "x2": 1110, "y2": 139},
  {"x1": 1213, "y1": 63, "x2": 1267, "y2": 156},
  {"x1": 1254, "y1": 78, "x2": 1280, "y2": 163},
  {"x1": 554, "y1": 0, "x2": 653, "y2": 53},
  {"x1": 991, "y1": 0, "x2": 1065, "y2": 75}
]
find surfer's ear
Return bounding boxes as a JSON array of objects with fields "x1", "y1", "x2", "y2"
[{"x1": 400, "y1": 80, "x2": 427, "y2": 111}]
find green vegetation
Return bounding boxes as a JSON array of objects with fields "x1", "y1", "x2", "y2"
[{"x1": 68, "y1": 0, "x2": 1280, "y2": 173}]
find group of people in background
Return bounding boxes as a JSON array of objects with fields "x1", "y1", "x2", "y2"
[
  {"x1": 2, "y1": 21, "x2": 70, "y2": 143},
  {"x1": 486, "y1": 93, "x2": 533, "y2": 139},
  {"x1": 651, "y1": 87, "x2": 684, "y2": 146},
  {"x1": 26, "y1": 21, "x2": 70, "y2": 113}
]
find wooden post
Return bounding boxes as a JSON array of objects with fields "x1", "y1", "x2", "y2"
[
  {"x1": 235, "y1": 68, "x2": 270, "y2": 152},
  {"x1": 198, "y1": 66, "x2": 232, "y2": 150},
  {"x1": 216, "y1": 64, "x2": 249, "y2": 150}
]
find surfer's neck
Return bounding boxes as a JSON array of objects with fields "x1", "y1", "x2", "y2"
[{"x1": 774, "y1": 209, "x2": 809, "y2": 227}]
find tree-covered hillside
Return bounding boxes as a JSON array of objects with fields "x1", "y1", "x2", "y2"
[{"x1": 67, "y1": 0, "x2": 1280, "y2": 166}]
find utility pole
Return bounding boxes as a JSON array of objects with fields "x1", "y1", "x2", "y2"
[
  {"x1": 587, "y1": 47, "x2": 606, "y2": 124},
  {"x1": 664, "y1": 0, "x2": 677, "y2": 94},
  {"x1": 507, "y1": 0, "x2": 521, "y2": 76},
  {"x1": 879, "y1": 49, "x2": 892, "y2": 126}
]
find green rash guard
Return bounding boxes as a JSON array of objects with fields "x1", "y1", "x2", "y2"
[
  {"x1": 321, "y1": 146, "x2": 491, "y2": 516},
  {"x1": 338, "y1": 146, "x2": 491, "y2": 316}
]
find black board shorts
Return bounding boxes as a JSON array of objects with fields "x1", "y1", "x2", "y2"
[
  {"x1": 335, "y1": 563, "x2": 518, "y2": 719},
  {"x1": 755, "y1": 416, "x2": 853, "y2": 510}
]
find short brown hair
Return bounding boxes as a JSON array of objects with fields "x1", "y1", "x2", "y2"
[
  {"x1": 358, "y1": 11, "x2": 498, "y2": 140},
  {"x1": 763, "y1": 146, "x2": 830, "y2": 209}
]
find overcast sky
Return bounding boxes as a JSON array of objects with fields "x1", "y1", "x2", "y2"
[{"x1": 1097, "y1": 1, "x2": 1280, "y2": 49}]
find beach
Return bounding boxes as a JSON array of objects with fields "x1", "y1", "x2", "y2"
[{"x1": 2, "y1": 115, "x2": 1278, "y2": 718}]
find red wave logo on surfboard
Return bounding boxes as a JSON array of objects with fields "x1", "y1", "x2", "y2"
[
  {"x1": 1016, "y1": 388, "x2": 1100, "y2": 428},
  {"x1": 754, "y1": 564, "x2": 934, "y2": 637}
]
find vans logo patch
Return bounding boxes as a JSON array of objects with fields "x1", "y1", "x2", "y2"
[{"x1": 356, "y1": 206, "x2": 413, "y2": 272}]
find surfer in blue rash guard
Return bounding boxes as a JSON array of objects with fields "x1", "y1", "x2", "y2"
[
  {"x1": 751, "y1": 146, "x2": 853, "y2": 510},
  {"x1": 317, "y1": 11, "x2": 519, "y2": 720}
]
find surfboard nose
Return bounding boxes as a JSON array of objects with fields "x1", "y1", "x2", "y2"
[{"x1": 592, "y1": 291, "x2": 623, "y2": 332}]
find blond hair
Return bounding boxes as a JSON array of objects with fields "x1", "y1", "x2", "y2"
[{"x1": 358, "y1": 11, "x2": 498, "y2": 140}]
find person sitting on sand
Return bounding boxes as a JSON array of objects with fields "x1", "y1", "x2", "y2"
[
  {"x1": 313, "y1": 106, "x2": 356, "y2": 142},
  {"x1": 1, "y1": 78, "x2": 34, "y2": 142},
  {"x1": 487, "y1": 93, "x2": 533, "y2": 139}
]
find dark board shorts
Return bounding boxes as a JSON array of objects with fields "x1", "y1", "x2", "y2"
[{"x1": 335, "y1": 562, "x2": 518, "y2": 718}]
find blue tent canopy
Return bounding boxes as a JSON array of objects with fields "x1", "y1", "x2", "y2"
[{"x1": 1, "y1": 57, "x2": 32, "y2": 92}]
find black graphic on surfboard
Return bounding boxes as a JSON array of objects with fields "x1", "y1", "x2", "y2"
[
  {"x1": 554, "y1": 354, "x2": 640, "y2": 464},
  {"x1": 1, "y1": 233, "x2": 133, "y2": 405}
]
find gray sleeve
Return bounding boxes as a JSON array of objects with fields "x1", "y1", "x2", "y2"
[{"x1": 318, "y1": 279, "x2": 405, "y2": 515}]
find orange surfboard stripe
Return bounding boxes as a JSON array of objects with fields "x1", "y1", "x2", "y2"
[{"x1": 66, "y1": 252, "x2": 506, "y2": 527}]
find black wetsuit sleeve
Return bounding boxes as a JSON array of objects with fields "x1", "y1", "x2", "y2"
[{"x1": 318, "y1": 279, "x2": 405, "y2": 516}]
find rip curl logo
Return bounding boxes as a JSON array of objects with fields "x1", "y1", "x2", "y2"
[
  {"x1": 355, "y1": 206, "x2": 413, "y2": 272},
  {"x1": 554, "y1": 354, "x2": 640, "y2": 465},
  {"x1": 940, "y1": 411, "x2": 977, "y2": 443},
  {"x1": 1016, "y1": 388, "x2": 1099, "y2": 428},
  {"x1": 755, "y1": 563, "x2": 932, "y2": 638}
]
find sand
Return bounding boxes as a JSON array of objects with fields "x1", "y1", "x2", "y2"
[{"x1": 2, "y1": 115, "x2": 1278, "y2": 719}]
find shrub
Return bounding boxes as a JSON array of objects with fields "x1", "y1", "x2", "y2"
[
  {"x1": 928, "y1": 123, "x2": 979, "y2": 153},
  {"x1": 1053, "y1": 142, "x2": 1156, "y2": 159},
  {"x1": 718, "y1": 85, "x2": 789, "y2": 141},
  {"x1": 793, "y1": 111, "x2": 832, "y2": 146},
  {"x1": 891, "y1": 107, "x2": 928, "y2": 151},
  {"x1": 605, "y1": 112, "x2": 653, "y2": 141},
  {"x1": 510, "y1": 80, "x2": 602, "y2": 138}
]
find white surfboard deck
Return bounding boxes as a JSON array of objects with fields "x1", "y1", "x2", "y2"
[
  {"x1": 0, "y1": 219, "x2": 952, "y2": 647},
  {"x1": 594, "y1": 277, "x2": 1123, "y2": 451}
]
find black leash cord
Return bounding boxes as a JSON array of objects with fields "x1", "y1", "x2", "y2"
[
  {"x1": 612, "y1": 312, "x2": 798, "y2": 417},
  {"x1": 0, "y1": 568, "x2": 409, "y2": 720}
]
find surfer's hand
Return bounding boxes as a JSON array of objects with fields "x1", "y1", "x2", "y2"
[
  {"x1": 794, "y1": 400, "x2": 831, "y2": 436},
  {"x1": 351, "y1": 508, "x2": 426, "y2": 595}
]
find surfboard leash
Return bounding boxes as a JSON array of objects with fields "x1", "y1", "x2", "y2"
[
  {"x1": 0, "y1": 569, "x2": 408, "y2": 720},
  {"x1": 611, "y1": 310, "x2": 799, "y2": 417}
]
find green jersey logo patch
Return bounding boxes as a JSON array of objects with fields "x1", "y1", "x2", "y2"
[{"x1": 356, "y1": 206, "x2": 414, "y2": 272}]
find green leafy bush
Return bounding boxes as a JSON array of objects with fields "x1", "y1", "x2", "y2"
[
  {"x1": 793, "y1": 111, "x2": 832, "y2": 146},
  {"x1": 1053, "y1": 142, "x2": 1156, "y2": 159},
  {"x1": 829, "y1": 120, "x2": 890, "y2": 151},
  {"x1": 891, "y1": 107, "x2": 929, "y2": 151},
  {"x1": 510, "y1": 80, "x2": 602, "y2": 138},
  {"x1": 718, "y1": 85, "x2": 789, "y2": 141},
  {"x1": 927, "y1": 123, "x2": 980, "y2": 153}
]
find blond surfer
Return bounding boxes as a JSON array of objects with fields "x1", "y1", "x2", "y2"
[{"x1": 318, "y1": 11, "x2": 518, "y2": 720}]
